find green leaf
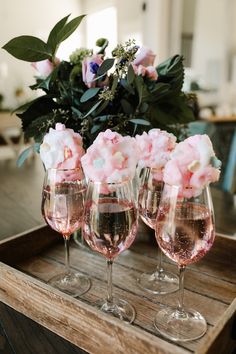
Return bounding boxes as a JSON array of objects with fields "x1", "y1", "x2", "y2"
[
  {"x1": 72, "y1": 106, "x2": 83, "y2": 119},
  {"x1": 24, "y1": 112, "x2": 54, "y2": 142},
  {"x1": 17, "y1": 95, "x2": 58, "y2": 131},
  {"x1": 94, "y1": 115, "x2": 109, "y2": 122},
  {"x1": 94, "y1": 100, "x2": 109, "y2": 116},
  {"x1": 120, "y1": 79, "x2": 135, "y2": 95},
  {"x1": 80, "y1": 88, "x2": 100, "y2": 103},
  {"x1": 129, "y1": 118, "x2": 150, "y2": 126},
  {"x1": 33, "y1": 143, "x2": 41, "y2": 153},
  {"x1": 149, "y1": 94, "x2": 195, "y2": 126},
  {"x1": 55, "y1": 15, "x2": 86, "y2": 50},
  {"x1": 96, "y1": 38, "x2": 109, "y2": 55},
  {"x1": 36, "y1": 75, "x2": 52, "y2": 91},
  {"x1": 70, "y1": 64, "x2": 82, "y2": 81},
  {"x1": 97, "y1": 58, "x2": 115, "y2": 76},
  {"x1": 111, "y1": 75, "x2": 118, "y2": 93},
  {"x1": 17, "y1": 146, "x2": 33, "y2": 167},
  {"x1": 139, "y1": 102, "x2": 149, "y2": 113},
  {"x1": 2, "y1": 36, "x2": 50, "y2": 62},
  {"x1": 41, "y1": 64, "x2": 60, "y2": 90},
  {"x1": 157, "y1": 55, "x2": 184, "y2": 92},
  {"x1": 83, "y1": 100, "x2": 102, "y2": 118},
  {"x1": 127, "y1": 64, "x2": 135, "y2": 84},
  {"x1": 13, "y1": 98, "x2": 40, "y2": 114},
  {"x1": 47, "y1": 14, "x2": 71, "y2": 54},
  {"x1": 91, "y1": 124, "x2": 101, "y2": 134},
  {"x1": 151, "y1": 82, "x2": 170, "y2": 94},
  {"x1": 135, "y1": 76, "x2": 144, "y2": 104},
  {"x1": 121, "y1": 99, "x2": 134, "y2": 114}
]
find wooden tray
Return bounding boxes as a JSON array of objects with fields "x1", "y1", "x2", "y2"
[{"x1": 0, "y1": 225, "x2": 235, "y2": 354}]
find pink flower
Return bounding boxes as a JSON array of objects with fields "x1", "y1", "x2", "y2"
[
  {"x1": 163, "y1": 134, "x2": 221, "y2": 198},
  {"x1": 31, "y1": 58, "x2": 59, "y2": 77},
  {"x1": 40, "y1": 123, "x2": 85, "y2": 170},
  {"x1": 132, "y1": 64, "x2": 158, "y2": 81},
  {"x1": 146, "y1": 66, "x2": 158, "y2": 80},
  {"x1": 132, "y1": 47, "x2": 158, "y2": 81},
  {"x1": 81, "y1": 129, "x2": 139, "y2": 183},
  {"x1": 135, "y1": 129, "x2": 177, "y2": 181},
  {"x1": 134, "y1": 64, "x2": 146, "y2": 77},
  {"x1": 133, "y1": 47, "x2": 156, "y2": 66},
  {"x1": 82, "y1": 54, "x2": 109, "y2": 88}
]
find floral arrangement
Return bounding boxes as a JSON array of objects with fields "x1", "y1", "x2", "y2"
[
  {"x1": 2, "y1": 14, "x2": 195, "y2": 164},
  {"x1": 163, "y1": 134, "x2": 221, "y2": 198}
]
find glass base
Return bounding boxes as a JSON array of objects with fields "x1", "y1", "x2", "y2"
[
  {"x1": 154, "y1": 307, "x2": 207, "y2": 342},
  {"x1": 137, "y1": 270, "x2": 179, "y2": 294},
  {"x1": 48, "y1": 271, "x2": 91, "y2": 297},
  {"x1": 96, "y1": 298, "x2": 136, "y2": 323}
]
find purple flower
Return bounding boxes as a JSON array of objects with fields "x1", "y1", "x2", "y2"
[
  {"x1": 89, "y1": 62, "x2": 100, "y2": 74},
  {"x1": 82, "y1": 54, "x2": 104, "y2": 88}
]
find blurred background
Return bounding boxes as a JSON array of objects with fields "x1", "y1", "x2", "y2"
[{"x1": 0, "y1": 0, "x2": 235, "y2": 238}]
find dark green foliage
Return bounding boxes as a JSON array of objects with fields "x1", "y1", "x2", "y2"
[{"x1": 2, "y1": 15, "x2": 195, "y2": 150}]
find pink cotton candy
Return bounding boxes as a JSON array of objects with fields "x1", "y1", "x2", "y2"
[
  {"x1": 135, "y1": 129, "x2": 177, "y2": 181},
  {"x1": 81, "y1": 129, "x2": 139, "y2": 183},
  {"x1": 163, "y1": 134, "x2": 221, "y2": 198},
  {"x1": 40, "y1": 124, "x2": 85, "y2": 170}
]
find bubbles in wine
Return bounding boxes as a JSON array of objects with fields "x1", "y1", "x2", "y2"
[
  {"x1": 83, "y1": 198, "x2": 138, "y2": 259},
  {"x1": 156, "y1": 203, "x2": 215, "y2": 266}
]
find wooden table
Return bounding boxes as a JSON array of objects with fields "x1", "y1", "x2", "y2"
[
  {"x1": 0, "y1": 112, "x2": 22, "y2": 160},
  {"x1": 206, "y1": 115, "x2": 236, "y2": 123}
]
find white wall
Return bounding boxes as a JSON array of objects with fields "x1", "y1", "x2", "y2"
[
  {"x1": 182, "y1": 0, "x2": 196, "y2": 34},
  {"x1": 191, "y1": 0, "x2": 228, "y2": 89},
  {"x1": 116, "y1": 0, "x2": 143, "y2": 45},
  {"x1": 82, "y1": 0, "x2": 143, "y2": 46},
  {"x1": 82, "y1": 0, "x2": 171, "y2": 64},
  {"x1": 142, "y1": 0, "x2": 171, "y2": 63},
  {"x1": 0, "y1": 0, "x2": 82, "y2": 109},
  {"x1": 1, "y1": 0, "x2": 236, "y2": 109}
]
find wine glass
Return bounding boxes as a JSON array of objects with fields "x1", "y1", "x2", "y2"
[
  {"x1": 83, "y1": 179, "x2": 139, "y2": 323},
  {"x1": 137, "y1": 167, "x2": 179, "y2": 294},
  {"x1": 154, "y1": 184, "x2": 215, "y2": 342},
  {"x1": 41, "y1": 168, "x2": 91, "y2": 297}
]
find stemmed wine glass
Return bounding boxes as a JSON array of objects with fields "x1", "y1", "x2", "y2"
[
  {"x1": 137, "y1": 167, "x2": 179, "y2": 294},
  {"x1": 83, "y1": 179, "x2": 139, "y2": 323},
  {"x1": 154, "y1": 184, "x2": 215, "y2": 342},
  {"x1": 41, "y1": 168, "x2": 91, "y2": 297}
]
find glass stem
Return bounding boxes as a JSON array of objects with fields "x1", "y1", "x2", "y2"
[
  {"x1": 107, "y1": 260, "x2": 113, "y2": 304},
  {"x1": 177, "y1": 265, "x2": 185, "y2": 313},
  {"x1": 157, "y1": 246, "x2": 164, "y2": 273},
  {"x1": 63, "y1": 235, "x2": 70, "y2": 275}
]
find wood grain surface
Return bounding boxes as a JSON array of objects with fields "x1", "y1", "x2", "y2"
[
  {"x1": 0, "y1": 226, "x2": 235, "y2": 354},
  {"x1": 0, "y1": 302, "x2": 87, "y2": 354}
]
